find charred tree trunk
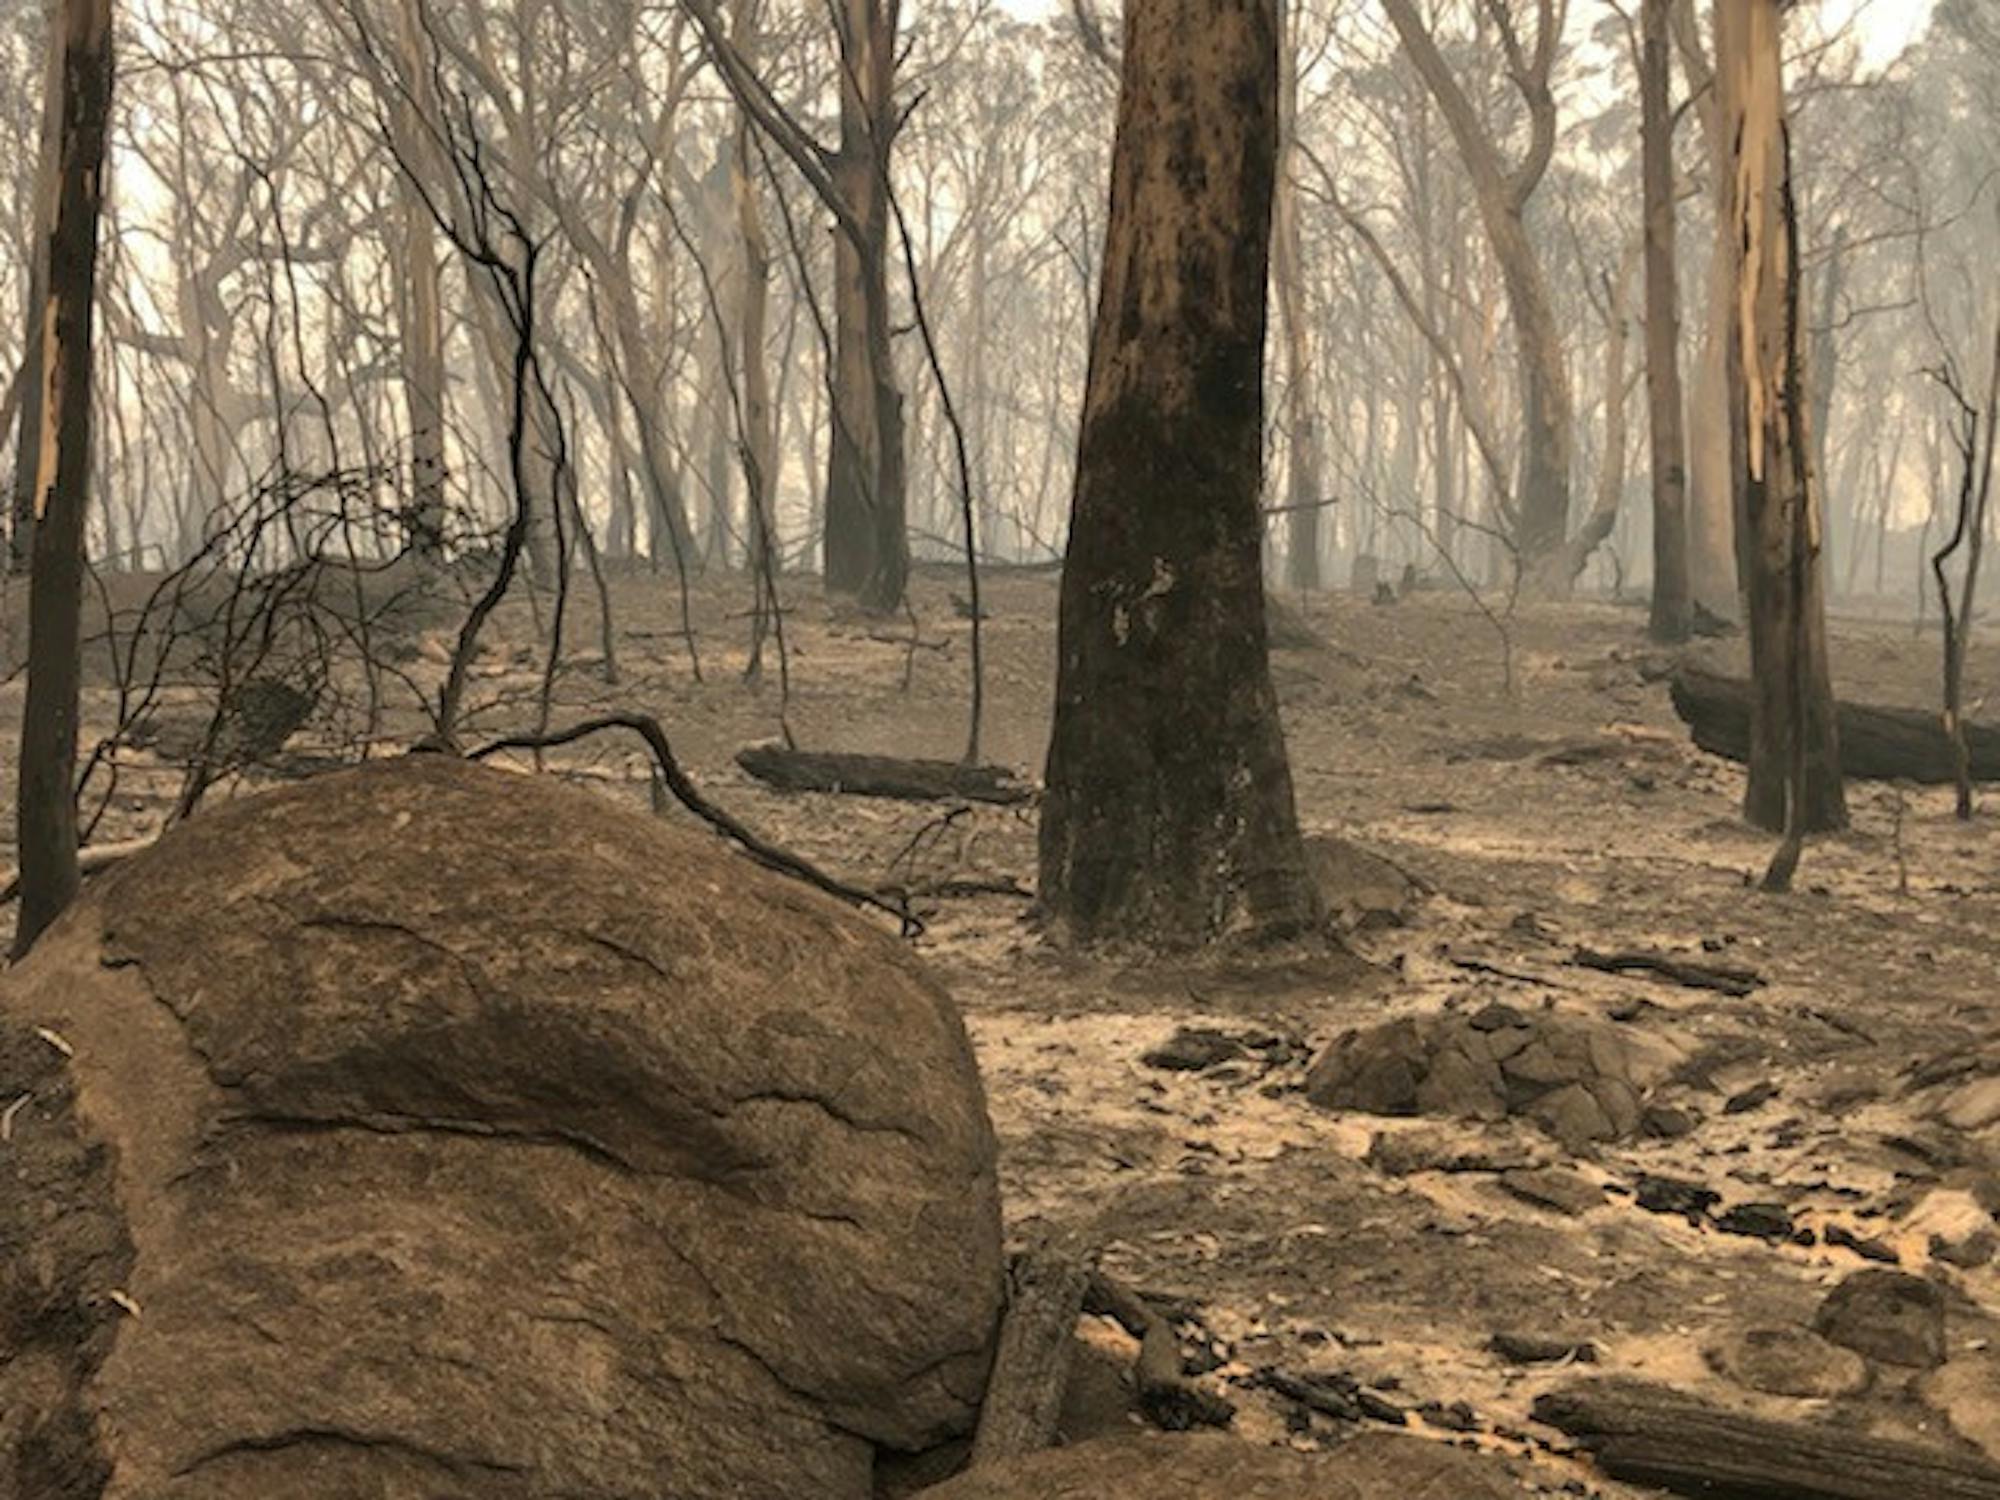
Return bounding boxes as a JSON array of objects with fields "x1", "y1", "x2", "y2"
[
  {"x1": 15, "y1": 0, "x2": 113, "y2": 957},
  {"x1": 1719, "y1": 0, "x2": 1845, "y2": 837},
  {"x1": 1039, "y1": 0, "x2": 1323, "y2": 949},
  {"x1": 821, "y1": 0, "x2": 908, "y2": 613},
  {"x1": 731, "y1": 1, "x2": 778, "y2": 591},
  {"x1": 9, "y1": 6, "x2": 64, "y2": 575},
  {"x1": 1642, "y1": 0, "x2": 1691, "y2": 641}
]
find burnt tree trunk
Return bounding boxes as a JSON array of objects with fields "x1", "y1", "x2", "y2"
[
  {"x1": 7, "y1": 3, "x2": 62, "y2": 575},
  {"x1": 1642, "y1": 0, "x2": 1691, "y2": 642},
  {"x1": 15, "y1": 0, "x2": 113, "y2": 958},
  {"x1": 1720, "y1": 0, "x2": 1845, "y2": 835},
  {"x1": 821, "y1": 0, "x2": 908, "y2": 613},
  {"x1": 1038, "y1": 0, "x2": 1323, "y2": 949}
]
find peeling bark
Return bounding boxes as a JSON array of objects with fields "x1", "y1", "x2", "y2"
[
  {"x1": 1718, "y1": 0, "x2": 1845, "y2": 837},
  {"x1": 15, "y1": 0, "x2": 114, "y2": 957}
]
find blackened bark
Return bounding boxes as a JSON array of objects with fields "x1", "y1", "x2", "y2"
[
  {"x1": 7, "y1": 7, "x2": 62, "y2": 575},
  {"x1": 1669, "y1": 666, "x2": 2000, "y2": 784},
  {"x1": 1642, "y1": 0, "x2": 1691, "y2": 642},
  {"x1": 821, "y1": 0, "x2": 908, "y2": 613},
  {"x1": 1039, "y1": 0, "x2": 1322, "y2": 949},
  {"x1": 15, "y1": 0, "x2": 113, "y2": 957}
]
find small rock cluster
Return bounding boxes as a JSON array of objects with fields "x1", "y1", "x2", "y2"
[
  {"x1": 1306, "y1": 1002, "x2": 1681, "y2": 1152},
  {"x1": 1706, "y1": 1269, "x2": 1949, "y2": 1401}
]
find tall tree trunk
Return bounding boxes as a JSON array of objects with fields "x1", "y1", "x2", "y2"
[
  {"x1": 1809, "y1": 221, "x2": 1847, "y2": 582},
  {"x1": 389, "y1": 0, "x2": 447, "y2": 558},
  {"x1": 1379, "y1": 0, "x2": 1573, "y2": 575},
  {"x1": 601, "y1": 384, "x2": 637, "y2": 561},
  {"x1": 468, "y1": 291, "x2": 559, "y2": 583},
  {"x1": 603, "y1": 281, "x2": 696, "y2": 569},
  {"x1": 396, "y1": 193, "x2": 448, "y2": 555},
  {"x1": 1643, "y1": 0, "x2": 1691, "y2": 640},
  {"x1": 1673, "y1": 0, "x2": 1739, "y2": 618},
  {"x1": 8, "y1": 1, "x2": 62, "y2": 576},
  {"x1": 1553, "y1": 261, "x2": 1637, "y2": 586},
  {"x1": 731, "y1": 0, "x2": 778, "y2": 590},
  {"x1": 1719, "y1": 0, "x2": 1845, "y2": 836},
  {"x1": 1040, "y1": 0, "x2": 1322, "y2": 950},
  {"x1": 15, "y1": 0, "x2": 113, "y2": 957},
  {"x1": 965, "y1": 184, "x2": 995, "y2": 562},
  {"x1": 1273, "y1": 0, "x2": 1322, "y2": 592},
  {"x1": 821, "y1": 0, "x2": 908, "y2": 612}
]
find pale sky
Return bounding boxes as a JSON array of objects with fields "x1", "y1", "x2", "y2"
[{"x1": 1830, "y1": 0, "x2": 1939, "y2": 67}]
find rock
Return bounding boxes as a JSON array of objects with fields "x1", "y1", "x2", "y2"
[
  {"x1": 1641, "y1": 1102, "x2": 1698, "y2": 1138},
  {"x1": 1306, "y1": 1007, "x2": 1681, "y2": 1152},
  {"x1": 1365, "y1": 1126, "x2": 1538, "y2": 1178},
  {"x1": 1934, "y1": 1229, "x2": 1997, "y2": 1269},
  {"x1": 1320, "y1": 1018, "x2": 1427, "y2": 1115},
  {"x1": 1813, "y1": 1269, "x2": 1947, "y2": 1369},
  {"x1": 1725, "y1": 1080, "x2": 1780, "y2": 1114},
  {"x1": 1142, "y1": 1027, "x2": 1246, "y2": 1072},
  {"x1": 1940, "y1": 1076, "x2": 2000, "y2": 1132},
  {"x1": 1825, "y1": 1223, "x2": 1901, "y2": 1264},
  {"x1": 1704, "y1": 1327, "x2": 1870, "y2": 1399},
  {"x1": 1498, "y1": 1166, "x2": 1606, "y2": 1218},
  {"x1": 920, "y1": 1430, "x2": 1536, "y2": 1498},
  {"x1": 1904, "y1": 1188, "x2": 1996, "y2": 1268},
  {"x1": 1416, "y1": 1400, "x2": 1480, "y2": 1433},
  {"x1": 1303, "y1": 835, "x2": 1425, "y2": 932},
  {"x1": 1490, "y1": 1331, "x2": 1599, "y2": 1365},
  {"x1": 1634, "y1": 1174, "x2": 1721, "y2": 1221},
  {"x1": 0, "y1": 757, "x2": 1001, "y2": 1500},
  {"x1": 1920, "y1": 1353, "x2": 2000, "y2": 1464},
  {"x1": 1714, "y1": 1202, "x2": 1797, "y2": 1242}
]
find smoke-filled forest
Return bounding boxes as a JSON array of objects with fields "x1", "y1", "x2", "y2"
[{"x1": 2, "y1": 2, "x2": 2000, "y2": 1498}]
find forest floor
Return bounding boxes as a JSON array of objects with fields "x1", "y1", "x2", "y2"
[{"x1": 9, "y1": 562, "x2": 2000, "y2": 1494}]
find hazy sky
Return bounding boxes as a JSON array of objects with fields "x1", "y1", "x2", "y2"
[{"x1": 1831, "y1": 0, "x2": 1938, "y2": 65}]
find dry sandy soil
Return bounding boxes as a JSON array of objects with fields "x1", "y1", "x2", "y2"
[{"x1": 8, "y1": 562, "x2": 2000, "y2": 1494}]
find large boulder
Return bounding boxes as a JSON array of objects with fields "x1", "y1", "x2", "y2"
[
  {"x1": 920, "y1": 1431, "x2": 1536, "y2": 1498},
  {"x1": 0, "y1": 755, "x2": 1002, "y2": 1500}
]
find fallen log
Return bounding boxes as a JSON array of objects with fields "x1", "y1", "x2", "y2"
[
  {"x1": 735, "y1": 744, "x2": 1034, "y2": 807},
  {"x1": 968, "y1": 1250, "x2": 1090, "y2": 1467},
  {"x1": 1535, "y1": 1377, "x2": 2000, "y2": 1500},
  {"x1": 1669, "y1": 666, "x2": 2000, "y2": 783},
  {"x1": 1570, "y1": 947, "x2": 1764, "y2": 997}
]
